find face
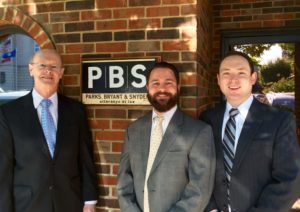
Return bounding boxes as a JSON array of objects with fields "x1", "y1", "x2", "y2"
[
  {"x1": 29, "y1": 50, "x2": 64, "y2": 97},
  {"x1": 147, "y1": 67, "x2": 180, "y2": 114},
  {"x1": 218, "y1": 55, "x2": 257, "y2": 107}
]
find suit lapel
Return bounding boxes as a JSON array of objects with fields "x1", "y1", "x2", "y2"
[
  {"x1": 149, "y1": 108, "x2": 183, "y2": 176},
  {"x1": 232, "y1": 99, "x2": 263, "y2": 173},
  {"x1": 211, "y1": 104, "x2": 227, "y2": 179},
  {"x1": 54, "y1": 94, "x2": 70, "y2": 159},
  {"x1": 19, "y1": 92, "x2": 51, "y2": 158}
]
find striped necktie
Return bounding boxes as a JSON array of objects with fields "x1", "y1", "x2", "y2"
[
  {"x1": 222, "y1": 108, "x2": 239, "y2": 209},
  {"x1": 41, "y1": 99, "x2": 56, "y2": 158},
  {"x1": 144, "y1": 115, "x2": 164, "y2": 212}
]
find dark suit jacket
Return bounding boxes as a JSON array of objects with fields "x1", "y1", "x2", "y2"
[
  {"x1": 117, "y1": 108, "x2": 216, "y2": 212},
  {"x1": 200, "y1": 98, "x2": 300, "y2": 212},
  {"x1": 0, "y1": 92, "x2": 98, "y2": 212}
]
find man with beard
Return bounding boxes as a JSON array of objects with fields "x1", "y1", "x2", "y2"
[{"x1": 117, "y1": 61, "x2": 216, "y2": 212}]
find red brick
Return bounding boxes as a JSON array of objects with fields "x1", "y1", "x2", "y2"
[
  {"x1": 41, "y1": 41, "x2": 55, "y2": 49},
  {"x1": 240, "y1": 21, "x2": 262, "y2": 28},
  {"x1": 49, "y1": 23, "x2": 64, "y2": 33},
  {"x1": 81, "y1": 10, "x2": 112, "y2": 20},
  {"x1": 112, "y1": 164, "x2": 119, "y2": 175},
  {"x1": 112, "y1": 120, "x2": 131, "y2": 129},
  {"x1": 163, "y1": 40, "x2": 191, "y2": 51},
  {"x1": 66, "y1": 44, "x2": 94, "y2": 53},
  {"x1": 63, "y1": 75, "x2": 78, "y2": 86},
  {"x1": 4, "y1": 7, "x2": 14, "y2": 22},
  {"x1": 35, "y1": 32, "x2": 49, "y2": 46},
  {"x1": 96, "y1": 42, "x2": 126, "y2": 53},
  {"x1": 89, "y1": 120, "x2": 110, "y2": 130},
  {"x1": 96, "y1": 131, "x2": 125, "y2": 141},
  {"x1": 114, "y1": 8, "x2": 145, "y2": 19},
  {"x1": 28, "y1": 24, "x2": 42, "y2": 38},
  {"x1": 163, "y1": 0, "x2": 196, "y2": 4},
  {"x1": 181, "y1": 4, "x2": 197, "y2": 15},
  {"x1": 61, "y1": 54, "x2": 81, "y2": 64},
  {"x1": 112, "y1": 142, "x2": 123, "y2": 153},
  {"x1": 99, "y1": 176, "x2": 117, "y2": 186},
  {"x1": 129, "y1": 18, "x2": 161, "y2": 29},
  {"x1": 95, "y1": 109, "x2": 126, "y2": 119},
  {"x1": 181, "y1": 97, "x2": 197, "y2": 108},
  {"x1": 97, "y1": 20, "x2": 127, "y2": 30},
  {"x1": 112, "y1": 186, "x2": 118, "y2": 197},
  {"x1": 37, "y1": 2, "x2": 64, "y2": 13},
  {"x1": 181, "y1": 73, "x2": 197, "y2": 85},
  {"x1": 96, "y1": 0, "x2": 127, "y2": 8},
  {"x1": 274, "y1": 13, "x2": 295, "y2": 20},
  {"x1": 147, "y1": 6, "x2": 179, "y2": 17},
  {"x1": 221, "y1": 10, "x2": 241, "y2": 16},
  {"x1": 13, "y1": 10, "x2": 25, "y2": 26},
  {"x1": 263, "y1": 20, "x2": 284, "y2": 27}
]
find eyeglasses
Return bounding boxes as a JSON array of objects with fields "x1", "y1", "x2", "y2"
[{"x1": 31, "y1": 63, "x2": 63, "y2": 73}]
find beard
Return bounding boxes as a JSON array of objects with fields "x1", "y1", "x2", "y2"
[{"x1": 147, "y1": 90, "x2": 179, "y2": 112}]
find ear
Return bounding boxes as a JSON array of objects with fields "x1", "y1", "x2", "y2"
[
  {"x1": 60, "y1": 67, "x2": 65, "y2": 78},
  {"x1": 251, "y1": 72, "x2": 257, "y2": 85},
  {"x1": 28, "y1": 64, "x2": 33, "y2": 77},
  {"x1": 217, "y1": 74, "x2": 220, "y2": 86}
]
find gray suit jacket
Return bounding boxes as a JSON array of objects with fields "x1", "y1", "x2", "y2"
[
  {"x1": 200, "y1": 98, "x2": 300, "y2": 212},
  {"x1": 117, "y1": 107, "x2": 216, "y2": 212}
]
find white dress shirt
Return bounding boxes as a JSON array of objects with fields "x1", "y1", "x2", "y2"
[
  {"x1": 151, "y1": 105, "x2": 177, "y2": 136},
  {"x1": 221, "y1": 95, "x2": 253, "y2": 153},
  {"x1": 32, "y1": 89, "x2": 58, "y2": 128}
]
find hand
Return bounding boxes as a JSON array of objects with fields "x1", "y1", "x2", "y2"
[{"x1": 83, "y1": 204, "x2": 96, "y2": 212}]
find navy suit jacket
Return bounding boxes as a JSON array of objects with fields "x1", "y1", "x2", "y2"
[
  {"x1": 0, "y1": 92, "x2": 98, "y2": 212},
  {"x1": 117, "y1": 108, "x2": 216, "y2": 212},
  {"x1": 200, "y1": 98, "x2": 300, "y2": 212}
]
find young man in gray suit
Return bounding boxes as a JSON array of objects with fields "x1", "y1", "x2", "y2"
[
  {"x1": 0, "y1": 49, "x2": 98, "y2": 212},
  {"x1": 117, "y1": 61, "x2": 216, "y2": 212},
  {"x1": 200, "y1": 51, "x2": 300, "y2": 212}
]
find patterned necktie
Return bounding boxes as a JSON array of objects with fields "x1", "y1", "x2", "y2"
[
  {"x1": 41, "y1": 99, "x2": 56, "y2": 158},
  {"x1": 222, "y1": 108, "x2": 239, "y2": 209},
  {"x1": 144, "y1": 115, "x2": 164, "y2": 212}
]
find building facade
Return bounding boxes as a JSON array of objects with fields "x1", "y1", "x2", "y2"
[{"x1": 0, "y1": 0, "x2": 299, "y2": 211}]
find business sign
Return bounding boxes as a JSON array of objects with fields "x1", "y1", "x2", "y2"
[{"x1": 81, "y1": 58, "x2": 157, "y2": 105}]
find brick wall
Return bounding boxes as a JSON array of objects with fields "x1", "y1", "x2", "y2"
[
  {"x1": 0, "y1": 0, "x2": 211, "y2": 211},
  {"x1": 1, "y1": 0, "x2": 299, "y2": 211}
]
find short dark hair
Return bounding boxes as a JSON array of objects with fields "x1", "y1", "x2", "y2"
[
  {"x1": 146, "y1": 61, "x2": 180, "y2": 84},
  {"x1": 220, "y1": 51, "x2": 255, "y2": 73}
]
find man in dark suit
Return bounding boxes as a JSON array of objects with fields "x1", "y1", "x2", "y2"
[
  {"x1": 0, "y1": 49, "x2": 98, "y2": 212},
  {"x1": 200, "y1": 51, "x2": 300, "y2": 212},
  {"x1": 117, "y1": 61, "x2": 216, "y2": 212}
]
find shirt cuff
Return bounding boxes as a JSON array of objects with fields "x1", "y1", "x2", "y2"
[{"x1": 84, "y1": 200, "x2": 97, "y2": 205}]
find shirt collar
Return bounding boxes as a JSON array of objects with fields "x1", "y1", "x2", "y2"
[
  {"x1": 226, "y1": 95, "x2": 253, "y2": 119},
  {"x1": 152, "y1": 105, "x2": 177, "y2": 121},
  {"x1": 32, "y1": 88, "x2": 58, "y2": 109}
]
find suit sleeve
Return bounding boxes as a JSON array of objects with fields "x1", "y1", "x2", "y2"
[
  {"x1": 79, "y1": 105, "x2": 98, "y2": 202},
  {"x1": 248, "y1": 113, "x2": 300, "y2": 212},
  {"x1": 168, "y1": 123, "x2": 216, "y2": 212},
  {"x1": 0, "y1": 108, "x2": 14, "y2": 212},
  {"x1": 199, "y1": 111, "x2": 219, "y2": 212},
  {"x1": 117, "y1": 128, "x2": 142, "y2": 212}
]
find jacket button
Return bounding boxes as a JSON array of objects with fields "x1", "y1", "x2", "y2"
[{"x1": 49, "y1": 185, "x2": 54, "y2": 190}]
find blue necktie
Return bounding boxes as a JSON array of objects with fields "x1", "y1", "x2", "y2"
[{"x1": 41, "y1": 99, "x2": 56, "y2": 158}]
